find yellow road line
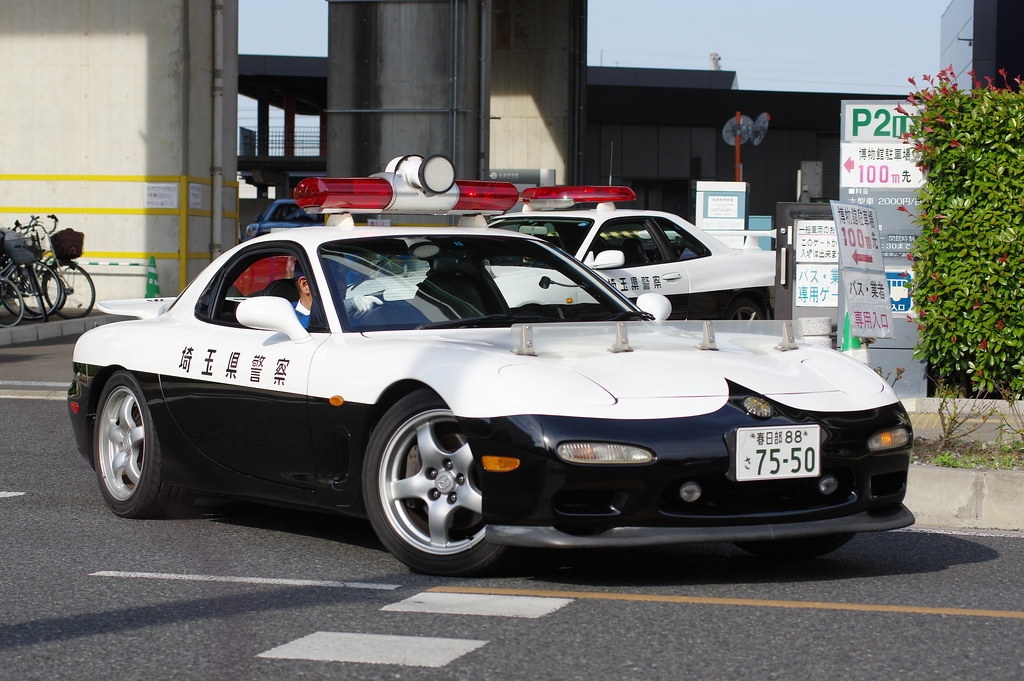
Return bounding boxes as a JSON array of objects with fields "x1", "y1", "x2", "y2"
[{"x1": 428, "y1": 586, "x2": 1024, "y2": 620}]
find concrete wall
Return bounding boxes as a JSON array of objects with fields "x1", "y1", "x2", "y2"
[
  {"x1": 0, "y1": 0, "x2": 239, "y2": 299},
  {"x1": 489, "y1": 0, "x2": 581, "y2": 184}
]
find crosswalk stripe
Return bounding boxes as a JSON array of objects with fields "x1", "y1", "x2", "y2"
[
  {"x1": 0, "y1": 491, "x2": 26, "y2": 498},
  {"x1": 382, "y1": 591, "x2": 573, "y2": 618},
  {"x1": 257, "y1": 632, "x2": 487, "y2": 667}
]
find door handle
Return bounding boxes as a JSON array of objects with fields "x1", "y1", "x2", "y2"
[{"x1": 661, "y1": 272, "x2": 682, "y2": 281}]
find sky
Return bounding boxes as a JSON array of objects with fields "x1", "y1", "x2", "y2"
[{"x1": 237, "y1": 0, "x2": 949, "y2": 127}]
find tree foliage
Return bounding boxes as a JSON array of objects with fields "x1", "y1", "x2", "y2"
[{"x1": 901, "y1": 67, "x2": 1024, "y2": 396}]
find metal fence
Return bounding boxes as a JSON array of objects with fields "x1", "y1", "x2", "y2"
[{"x1": 239, "y1": 126, "x2": 322, "y2": 157}]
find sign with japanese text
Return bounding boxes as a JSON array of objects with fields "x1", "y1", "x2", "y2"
[
  {"x1": 830, "y1": 201, "x2": 893, "y2": 339},
  {"x1": 795, "y1": 264, "x2": 839, "y2": 307},
  {"x1": 840, "y1": 143, "x2": 924, "y2": 189},
  {"x1": 795, "y1": 220, "x2": 838, "y2": 262}
]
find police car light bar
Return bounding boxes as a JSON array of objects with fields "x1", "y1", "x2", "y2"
[
  {"x1": 520, "y1": 185, "x2": 637, "y2": 210},
  {"x1": 294, "y1": 155, "x2": 519, "y2": 217}
]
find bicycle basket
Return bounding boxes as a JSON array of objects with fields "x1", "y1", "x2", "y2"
[
  {"x1": 53, "y1": 228, "x2": 85, "y2": 260},
  {"x1": 2, "y1": 230, "x2": 37, "y2": 264}
]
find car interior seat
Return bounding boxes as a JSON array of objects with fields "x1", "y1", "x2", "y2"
[
  {"x1": 619, "y1": 237, "x2": 648, "y2": 266},
  {"x1": 255, "y1": 278, "x2": 300, "y2": 303},
  {"x1": 414, "y1": 254, "x2": 498, "y2": 318}
]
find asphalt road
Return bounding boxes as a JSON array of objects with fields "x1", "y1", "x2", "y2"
[{"x1": 2, "y1": 337, "x2": 1024, "y2": 680}]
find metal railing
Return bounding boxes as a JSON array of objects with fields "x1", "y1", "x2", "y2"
[{"x1": 239, "y1": 126, "x2": 322, "y2": 157}]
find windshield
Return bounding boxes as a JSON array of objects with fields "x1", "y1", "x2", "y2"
[
  {"x1": 317, "y1": 234, "x2": 641, "y2": 331},
  {"x1": 489, "y1": 216, "x2": 594, "y2": 257}
]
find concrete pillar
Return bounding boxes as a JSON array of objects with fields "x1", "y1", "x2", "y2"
[{"x1": 327, "y1": 0, "x2": 482, "y2": 177}]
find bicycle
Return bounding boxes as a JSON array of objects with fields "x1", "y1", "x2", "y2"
[
  {"x1": 20, "y1": 215, "x2": 95, "y2": 319},
  {"x1": 0, "y1": 224, "x2": 57, "y2": 322},
  {"x1": 0, "y1": 268, "x2": 25, "y2": 328}
]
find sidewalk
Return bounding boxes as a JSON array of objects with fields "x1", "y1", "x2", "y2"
[
  {"x1": 0, "y1": 312, "x2": 125, "y2": 347},
  {"x1": 3, "y1": 314, "x2": 1022, "y2": 534}
]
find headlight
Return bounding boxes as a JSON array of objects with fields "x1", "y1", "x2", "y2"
[
  {"x1": 556, "y1": 442, "x2": 654, "y2": 464},
  {"x1": 867, "y1": 426, "x2": 912, "y2": 452}
]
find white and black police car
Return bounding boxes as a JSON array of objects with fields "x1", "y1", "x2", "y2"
[
  {"x1": 490, "y1": 185, "x2": 776, "y2": 320},
  {"x1": 68, "y1": 155, "x2": 913, "y2": 576}
]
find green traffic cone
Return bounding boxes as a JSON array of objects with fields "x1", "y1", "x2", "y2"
[
  {"x1": 145, "y1": 256, "x2": 161, "y2": 298},
  {"x1": 841, "y1": 312, "x2": 862, "y2": 351}
]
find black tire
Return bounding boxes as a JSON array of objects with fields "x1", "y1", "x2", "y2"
[
  {"x1": 724, "y1": 295, "x2": 767, "y2": 321},
  {"x1": 93, "y1": 371, "x2": 189, "y2": 518},
  {"x1": 735, "y1": 533, "x2": 855, "y2": 560},
  {"x1": 363, "y1": 389, "x2": 507, "y2": 576},
  {"x1": 53, "y1": 261, "x2": 96, "y2": 319},
  {"x1": 0, "y1": 277, "x2": 24, "y2": 327}
]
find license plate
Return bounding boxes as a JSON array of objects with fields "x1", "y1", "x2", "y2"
[{"x1": 734, "y1": 425, "x2": 821, "y2": 482}]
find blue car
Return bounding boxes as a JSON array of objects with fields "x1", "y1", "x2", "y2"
[{"x1": 242, "y1": 199, "x2": 322, "y2": 241}]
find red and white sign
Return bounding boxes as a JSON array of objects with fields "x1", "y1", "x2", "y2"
[{"x1": 830, "y1": 201, "x2": 893, "y2": 339}]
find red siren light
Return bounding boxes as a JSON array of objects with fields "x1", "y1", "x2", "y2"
[
  {"x1": 294, "y1": 177, "x2": 393, "y2": 214},
  {"x1": 293, "y1": 163, "x2": 519, "y2": 217},
  {"x1": 520, "y1": 185, "x2": 637, "y2": 209},
  {"x1": 451, "y1": 181, "x2": 520, "y2": 214}
]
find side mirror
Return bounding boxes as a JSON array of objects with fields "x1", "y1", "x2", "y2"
[
  {"x1": 236, "y1": 296, "x2": 312, "y2": 343},
  {"x1": 636, "y1": 293, "x2": 672, "y2": 322},
  {"x1": 587, "y1": 250, "x2": 626, "y2": 270}
]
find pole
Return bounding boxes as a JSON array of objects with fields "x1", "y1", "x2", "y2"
[{"x1": 734, "y1": 111, "x2": 742, "y2": 181}]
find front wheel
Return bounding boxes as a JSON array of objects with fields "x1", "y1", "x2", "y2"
[
  {"x1": 363, "y1": 389, "x2": 506, "y2": 575},
  {"x1": 0, "y1": 277, "x2": 25, "y2": 327},
  {"x1": 735, "y1": 533, "x2": 855, "y2": 560},
  {"x1": 94, "y1": 371, "x2": 188, "y2": 518}
]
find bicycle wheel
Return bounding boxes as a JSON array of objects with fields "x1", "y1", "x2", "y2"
[
  {"x1": 54, "y1": 261, "x2": 96, "y2": 319},
  {"x1": 0, "y1": 277, "x2": 25, "y2": 327},
  {"x1": 19, "y1": 261, "x2": 63, "y2": 319}
]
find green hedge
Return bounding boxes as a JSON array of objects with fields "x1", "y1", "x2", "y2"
[{"x1": 902, "y1": 68, "x2": 1024, "y2": 396}]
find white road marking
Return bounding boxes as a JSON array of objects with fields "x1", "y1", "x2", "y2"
[
  {"x1": 0, "y1": 380, "x2": 68, "y2": 387},
  {"x1": 896, "y1": 527, "x2": 1024, "y2": 539},
  {"x1": 257, "y1": 632, "x2": 487, "y2": 667},
  {"x1": 0, "y1": 390, "x2": 65, "y2": 401},
  {"x1": 90, "y1": 570, "x2": 401, "y2": 591},
  {"x1": 0, "y1": 491, "x2": 26, "y2": 498},
  {"x1": 382, "y1": 591, "x2": 573, "y2": 618}
]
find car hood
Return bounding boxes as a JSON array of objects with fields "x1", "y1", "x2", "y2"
[{"x1": 349, "y1": 321, "x2": 895, "y2": 419}]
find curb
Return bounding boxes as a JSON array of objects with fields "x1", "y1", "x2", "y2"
[
  {"x1": 905, "y1": 465, "x2": 1024, "y2": 532},
  {"x1": 0, "y1": 314, "x2": 125, "y2": 346}
]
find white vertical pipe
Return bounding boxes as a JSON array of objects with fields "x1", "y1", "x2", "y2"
[{"x1": 211, "y1": 0, "x2": 225, "y2": 258}]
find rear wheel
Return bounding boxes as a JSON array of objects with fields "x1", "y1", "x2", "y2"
[
  {"x1": 724, "y1": 296, "x2": 767, "y2": 321},
  {"x1": 735, "y1": 533, "x2": 855, "y2": 560},
  {"x1": 363, "y1": 389, "x2": 506, "y2": 575},
  {"x1": 54, "y1": 261, "x2": 96, "y2": 318},
  {"x1": 94, "y1": 371, "x2": 188, "y2": 518}
]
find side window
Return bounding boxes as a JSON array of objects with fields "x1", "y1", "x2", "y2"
[
  {"x1": 196, "y1": 252, "x2": 301, "y2": 325},
  {"x1": 594, "y1": 220, "x2": 659, "y2": 267},
  {"x1": 656, "y1": 218, "x2": 710, "y2": 262}
]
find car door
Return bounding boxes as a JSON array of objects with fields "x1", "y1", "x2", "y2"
[
  {"x1": 585, "y1": 217, "x2": 692, "y2": 318},
  {"x1": 159, "y1": 246, "x2": 327, "y2": 488}
]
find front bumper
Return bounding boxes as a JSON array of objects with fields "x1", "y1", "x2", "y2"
[
  {"x1": 466, "y1": 386, "x2": 914, "y2": 539},
  {"x1": 487, "y1": 506, "x2": 914, "y2": 548}
]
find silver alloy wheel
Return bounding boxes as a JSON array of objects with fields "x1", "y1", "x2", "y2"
[
  {"x1": 377, "y1": 408, "x2": 486, "y2": 556},
  {"x1": 97, "y1": 385, "x2": 146, "y2": 502}
]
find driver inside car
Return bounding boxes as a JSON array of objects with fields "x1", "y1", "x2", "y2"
[{"x1": 299, "y1": 262, "x2": 382, "y2": 328}]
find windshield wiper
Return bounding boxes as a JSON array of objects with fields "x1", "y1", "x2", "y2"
[
  {"x1": 419, "y1": 314, "x2": 560, "y2": 330},
  {"x1": 604, "y1": 310, "x2": 654, "y2": 321}
]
